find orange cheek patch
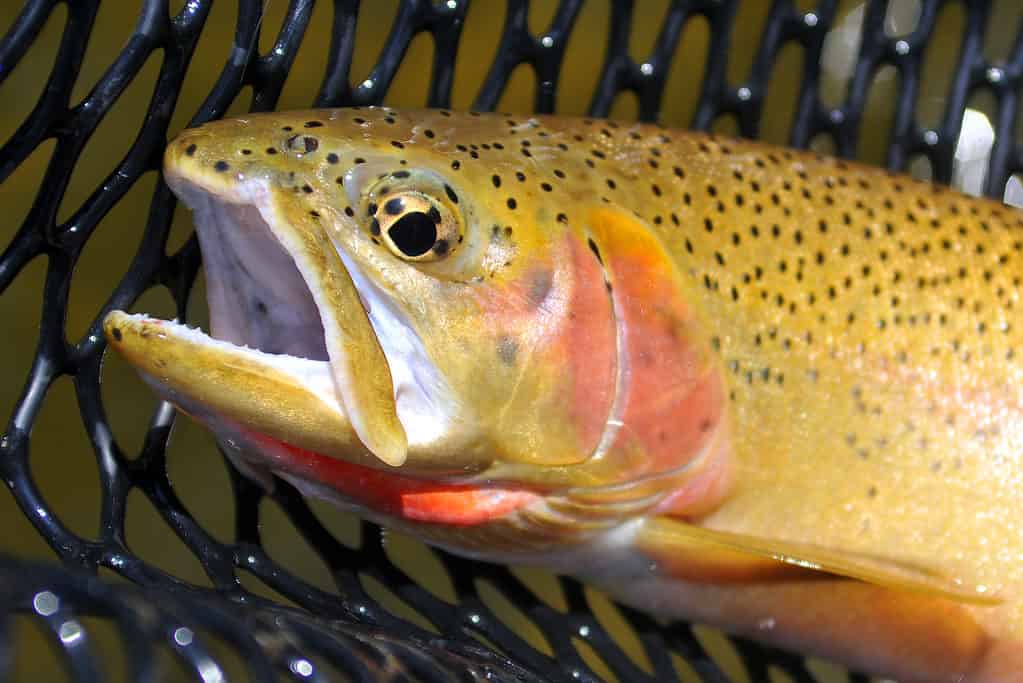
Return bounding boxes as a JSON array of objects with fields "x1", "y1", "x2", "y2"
[
  {"x1": 244, "y1": 431, "x2": 540, "y2": 525},
  {"x1": 587, "y1": 207, "x2": 730, "y2": 480},
  {"x1": 472, "y1": 235, "x2": 618, "y2": 458}
]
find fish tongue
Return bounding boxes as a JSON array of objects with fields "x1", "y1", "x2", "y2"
[{"x1": 255, "y1": 197, "x2": 409, "y2": 467}]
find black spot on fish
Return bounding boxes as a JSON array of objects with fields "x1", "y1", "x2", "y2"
[
  {"x1": 367, "y1": 202, "x2": 378, "y2": 216},
  {"x1": 427, "y1": 206, "x2": 442, "y2": 224},
  {"x1": 391, "y1": 170, "x2": 410, "y2": 179},
  {"x1": 304, "y1": 120, "x2": 323, "y2": 128},
  {"x1": 497, "y1": 336, "x2": 518, "y2": 365},
  {"x1": 444, "y1": 184, "x2": 459, "y2": 204},
  {"x1": 185, "y1": 143, "x2": 197, "y2": 156},
  {"x1": 384, "y1": 198, "x2": 404, "y2": 215},
  {"x1": 587, "y1": 238, "x2": 603, "y2": 264},
  {"x1": 214, "y1": 160, "x2": 229, "y2": 172},
  {"x1": 111, "y1": 327, "x2": 122, "y2": 341},
  {"x1": 266, "y1": 147, "x2": 277, "y2": 155},
  {"x1": 255, "y1": 300, "x2": 268, "y2": 314},
  {"x1": 432, "y1": 238, "x2": 449, "y2": 256},
  {"x1": 369, "y1": 218, "x2": 381, "y2": 236},
  {"x1": 326, "y1": 153, "x2": 339, "y2": 164}
]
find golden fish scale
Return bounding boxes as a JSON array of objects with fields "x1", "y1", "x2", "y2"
[{"x1": 176, "y1": 108, "x2": 1023, "y2": 634}]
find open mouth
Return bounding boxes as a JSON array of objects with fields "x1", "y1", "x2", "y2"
[
  {"x1": 106, "y1": 172, "x2": 417, "y2": 468},
  {"x1": 189, "y1": 188, "x2": 331, "y2": 365}
]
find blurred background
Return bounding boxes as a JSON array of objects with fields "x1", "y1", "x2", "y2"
[{"x1": 0, "y1": 1, "x2": 1020, "y2": 681}]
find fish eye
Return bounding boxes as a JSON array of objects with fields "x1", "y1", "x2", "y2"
[
  {"x1": 369, "y1": 191, "x2": 461, "y2": 262},
  {"x1": 388, "y1": 211, "x2": 437, "y2": 257}
]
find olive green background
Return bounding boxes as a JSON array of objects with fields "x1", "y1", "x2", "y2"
[{"x1": 0, "y1": 1, "x2": 1019, "y2": 681}]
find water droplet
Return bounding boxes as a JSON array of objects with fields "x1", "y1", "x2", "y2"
[
  {"x1": 33, "y1": 591, "x2": 59, "y2": 616},
  {"x1": 290, "y1": 659, "x2": 314, "y2": 677},
  {"x1": 59, "y1": 620, "x2": 83, "y2": 645},
  {"x1": 174, "y1": 627, "x2": 194, "y2": 646}
]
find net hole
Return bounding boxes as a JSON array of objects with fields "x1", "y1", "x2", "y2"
[
  {"x1": 661, "y1": 13, "x2": 710, "y2": 127},
  {"x1": 473, "y1": 577, "x2": 554, "y2": 657},
  {"x1": 125, "y1": 489, "x2": 214, "y2": 587},
  {"x1": 557, "y1": 1, "x2": 611, "y2": 116},
  {"x1": 915, "y1": 2, "x2": 966, "y2": 130},
  {"x1": 357, "y1": 572, "x2": 440, "y2": 634},
  {"x1": 381, "y1": 530, "x2": 457, "y2": 604},
  {"x1": 584, "y1": 586, "x2": 655, "y2": 676}
]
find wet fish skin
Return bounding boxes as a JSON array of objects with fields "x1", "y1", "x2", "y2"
[{"x1": 103, "y1": 107, "x2": 1023, "y2": 682}]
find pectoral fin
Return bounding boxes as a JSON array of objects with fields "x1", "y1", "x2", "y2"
[{"x1": 635, "y1": 516, "x2": 999, "y2": 605}]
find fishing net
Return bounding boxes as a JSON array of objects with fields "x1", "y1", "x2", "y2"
[{"x1": 0, "y1": 0, "x2": 1020, "y2": 681}]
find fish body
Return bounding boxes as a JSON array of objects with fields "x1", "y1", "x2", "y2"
[{"x1": 104, "y1": 108, "x2": 1023, "y2": 682}]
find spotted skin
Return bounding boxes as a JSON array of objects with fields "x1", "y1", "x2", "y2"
[{"x1": 108, "y1": 108, "x2": 1023, "y2": 681}]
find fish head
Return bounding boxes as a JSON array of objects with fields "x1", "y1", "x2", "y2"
[{"x1": 105, "y1": 108, "x2": 730, "y2": 530}]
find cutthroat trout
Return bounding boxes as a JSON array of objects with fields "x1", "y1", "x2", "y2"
[{"x1": 105, "y1": 108, "x2": 1023, "y2": 682}]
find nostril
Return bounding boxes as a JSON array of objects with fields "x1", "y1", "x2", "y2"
[{"x1": 285, "y1": 134, "x2": 319, "y2": 154}]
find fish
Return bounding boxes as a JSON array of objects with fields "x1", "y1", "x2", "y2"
[{"x1": 103, "y1": 107, "x2": 1023, "y2": 682}]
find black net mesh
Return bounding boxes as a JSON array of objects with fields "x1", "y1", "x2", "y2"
[{"x1": 0, "y1": 1, "x2": 1021, "y2": 681}]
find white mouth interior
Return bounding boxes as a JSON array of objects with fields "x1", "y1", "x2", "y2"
[{"x1": 188, "y1": 191, "x2": 329, "y2": 362}]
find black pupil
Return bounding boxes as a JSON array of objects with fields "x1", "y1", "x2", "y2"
[{"x1": 387, "y1": 211, "x2": 437, "y2": 257}]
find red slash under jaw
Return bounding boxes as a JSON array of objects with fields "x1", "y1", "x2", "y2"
[{"x1": 244, "y1": 430, "x2": 540, "y2": 525}]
